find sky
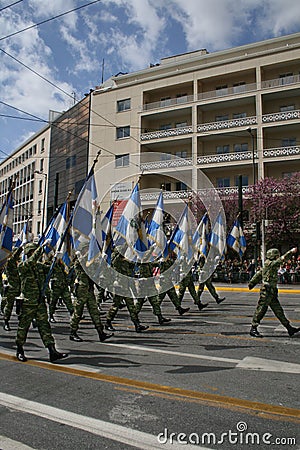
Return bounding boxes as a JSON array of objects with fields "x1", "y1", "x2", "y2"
[{"x1": 0, "y1": 0, "x2": 300, "y2": 160}]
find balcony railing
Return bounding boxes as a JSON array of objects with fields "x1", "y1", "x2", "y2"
[
  {"x1": 198, "y1": 82, "x2": 257, "y2": 101},
  {"x1": 141, "y1": 95, "x2": 194, "y2": 112},
  {"x1": 261, "y1": 74, "x2": 300, "y2": 90},
  {"x1": 140, "y1": 157, "x2": 193, "y2": 171},
  {"x1": 262, "y1": 109, "x2": 300, "y2": 123},
  {"x1": 140, "y1": 186, "x2": 254, "y2": 202},
  {"x1": 141, "y1": 125, "x2": 193, "y2": 141},
  {"x1": 197, "y1": 150, "x2": 257, "y2": 165},
  {"x1": 197, "y1": 116, "x2": 257, "y2": 132},
  {"x1": 263, "y1": 145, "x2": 300, "y2": 158},
  {"x1": 140, "y1": 190, "x2": 190, "y2": 201}
]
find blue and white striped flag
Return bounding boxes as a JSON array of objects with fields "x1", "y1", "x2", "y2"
[
  {"x1": 101, "y1": 203, "x2": 114, "y2": 265},
  {"x1": 208, "y1": 212, "x2": 226, "y2": 261},
  {"x1": 227, "y1": 219, "x2": 246, "y2": 257},
  {"x1": 169, "y1": 204, "x2": 193, "y2": 262},
  {"x1": 14, "y1": 219, "x2": 31, "y2": 249},
  {"x1": 114, "y1": 183, "x2": 149, "y2": 261},
  {"x1": 72, "y1": 171, "x2": 98, "y2": 241},
  {"x1": 193, "y1": 212, "x2": 209, "y2": 259},
  {"x1": 0, "y1": 189, "x2": 14, "y2": 267},
  {"x1": 43, "y1": 200, "x2": 69, "y2": 255},
  {"x1": 147, "y1": 191, "x2": 168, "y2": 260}
]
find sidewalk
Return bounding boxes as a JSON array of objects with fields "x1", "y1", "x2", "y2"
[{"x1": 211, "y1": 282, "x2": 300, "y2": 294}]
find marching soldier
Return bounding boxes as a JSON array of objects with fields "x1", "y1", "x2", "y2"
[
  {"x1": 2, "y1": 246, "x2": 22, "y2": 331},
  {"x1": 15, "y1": 242, "x2": 68, "y2": 363},
  {"x1": 48, "y1": 257, "x2": 74, "y2": 322},
  {"x1": 197, "y1": 256, "x2": 226, "y2": 305},
  {"x1": 249, "y1": 247, "x2": 300, "y2": 338},
  {"x1": 177, "y1": 257, "x2": 208, "y2": 311}
]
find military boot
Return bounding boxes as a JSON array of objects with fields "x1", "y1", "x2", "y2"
[
  {"x1": 157, "y1": 314, "x2": 171, "y2": 325},
  {"x1": 70, "y1": 330, "x2": 83, "y2": 342},
  {"x1": 198, "y1": 302, "x2": 208, "y2": 311},
  {"x1": 97, "y1": 329, "x2": 114, "y2": 342},
  {"x1": 286, "y1": 323, "x2": 300, "y2": 337},
  {"x1": 250, "y1": 325, "x2": 263, "y2": 338},
  {"x1": 216, "y1": 297, "x2": 226, "y2": 304},
  {"x1": 47, "y1": 344, "x2": 68, "y2": 363},
  {"x1": 3, "y1": 319, "x2": 11, "y2": 331},
  {"x1": 105, "y1": 320, "x2": 115, "y2": 332},
  {"x1": 177, "y1": 306, "x2": 190, "y2": 316},
  {"x1": 134, "y1": 321, "x2": 149, "y2": 332},
  {"x1": 49, "y1": 314, "x2": 56, "y2": 323},
  {"x1": 16, "y1": 345, "x2": 27, "y2": 362}
]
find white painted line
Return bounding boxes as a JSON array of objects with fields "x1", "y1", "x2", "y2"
[
  {"x1": 236, "y1": 357, "x2": 300, "y2": 374},
  {"x1": 0, "y1": 436, "x2": 34, "y2": 449},
  {"x1": 0, "y1": 393, "x2": 210, "y2": 450}
]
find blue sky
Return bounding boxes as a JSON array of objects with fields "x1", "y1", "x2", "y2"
[{"x1": 0, "y1": 0, "x2": 300, "y2": 159}]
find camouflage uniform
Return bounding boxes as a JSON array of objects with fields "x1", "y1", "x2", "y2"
[
  {"x1": 249, "y1": 248, "x2": 300, "y2": 337},
  {"x1": 3, "y1": 247, "x2": 22, "y2": 329},
  {"x1": 49, "y1": 259, "x2": 74, "y2": 319},
  {"x1": 178, "y1": 269, "x2": 200, "y2": 305},
  {"x1": 197, "y1": 257, "x2": 225, "y2": 304},
  {"x1": 157, "y1": 257, "x2": 181, "y2": 310}
]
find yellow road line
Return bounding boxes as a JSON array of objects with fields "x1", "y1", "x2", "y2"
[
  {"x1": 1, "y1": 352, "x2": 299, "y2": 422},
  {"x1": 175, "y1": 285, "x2": 300, "y2": 293}
]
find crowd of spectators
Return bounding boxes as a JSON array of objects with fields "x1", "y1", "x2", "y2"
[{"x1": 211, "y1": 255, "x2": 300, "y2": 284}]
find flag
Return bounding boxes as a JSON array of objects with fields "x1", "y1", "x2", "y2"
[
  {"x1": 208, "y1": 212, "x2": 226, "y2": 261},
  {"x1": 101, "y1": 203, "x2": 114, "y2": 265},
  {"x1": 227, "y1": 218, "x2": 246, "y2": 257},
  {"x1": 193, "y1": 212, "x2": 209, "y2": 259},
  {"x1": 114, "y1": 183, "x2": 149, "y2": 261},
  {"x1": 43, "y1": 200, "x2": 69, "y2": 254},
  {"x1": 147, "y1": 191, "x2": 168, "y2": 260},
  {"x1": 14, "y1": 219, "x2": 31, "y2": 248},
  {"x1": 0, "y1": 189, "x2": 14, "y2": 267},
  {"x1": 168, "y1": 204, "x2": 193, "y2": 262},
  {"x1": 87, "y1": 203, "x2": 102, "y2": 266}
]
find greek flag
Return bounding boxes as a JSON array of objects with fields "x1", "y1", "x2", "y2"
[
  {"x1": 227, "y1": 219, "x2": 246, "y2": 257},
  {"x1": 169, "y1": 204, "x2": 193, "y2": 262},
  {"x1": 72, "y1": 170, "x2": 98, "y2": 241},
  {"x1": 193, "y1": 212, "x2": 209, "y2": 259},
  {"x1": 101, "y1": 203, "x2": 114, "y2": 265},
  {"x1": 208, "y1": 212, "x2": 226, "y2": 261},
  {"x1": 43, "y1": 200, "x2": 69, "y2": 254},
  {"x1": 147, "y1": 191, "x2": 168, "y2": 260},
  {"x1": 14, "y1": 219, "x2": 31, "y2": 248},
  {"x1": 0, "y1": 189, "x2": 14, "y2": 267},
  {"x1": 87, "y1": 203, "x2": 102, "y2": 266},
  {"x1": 114, "y1": 183, "x2": 149, "y2": 261}
]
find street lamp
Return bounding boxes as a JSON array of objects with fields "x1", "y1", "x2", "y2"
[{"x1": 34, "y1": 170, "x2": 47, "y2": 234}]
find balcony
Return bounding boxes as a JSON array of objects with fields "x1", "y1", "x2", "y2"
[
  {"x1": 198, "y1": 82, "x2": 257, "y2": 101},
  {"x1": 141, "y1": 95, "x2": 194, "y2": 112},
  {"x1": 141, "y1": 125, "x2": 193, "y2": 141},
  {"x1": 140, "y1": 186, "x2": 254, "y2": 202},
  {"x1": 263, "y1": 145, "x2": 300, "y2": 158},
  {"x1": 261, "y1": 74, "x2": 300, "y2": 90},
  {"x1": 197, "y1": 116, "x2": 257, "y2": 133},
  {"x1": 262, "y1": 109, "x2": 300, "y2": 124},
  {"x1": 140, "y1": 157, "x2": 193, "y2": 171},
  {"x1": 197, "y1": 150, "x2": 257, "y2": 165},
  {"x1": 140, "y1": 190, "x2": 190, "y2": 201}
]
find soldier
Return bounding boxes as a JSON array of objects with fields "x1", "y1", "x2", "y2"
[
  {"x1": 2, "y1": 246, "x2": 22, "y2": 331},
  {"x1": 48, "y1": 257, "x2": 74, "y2": 322},
  {"x1": 249, "y1": 247, "x2": 300, "y2": 338},
  {"x1": 197, "y1": 256, "x2": 226, "y2": 305},
  {"x1": 177, "y1": 257, "x2": 208, "y2": 311},
  {"x1": 105, "y1": 249, "x2": 148, "y2": 333},
  {"x1": 69, "y1": 252, "x2": 113, "y2": 342},
  {"x1": 15, "y1": 242, "x2": 68, "y2": 363}
]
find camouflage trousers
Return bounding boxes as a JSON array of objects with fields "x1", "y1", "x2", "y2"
[
  {"x1": 70, "y1": 285, "x2": 103, "y2": 333},
  {"x1": 3, "y1": 286, "x2": 20, "y2": 320},
  {"x1": 159, "y1": 286, "x2": 180, "y2": 309},
  {"x1": 135, "y1": 294, "x2": 162, "y2": 316},
  {"x1": 16, "y1": 299, "x2": 55, "y2": 347},
  {"x1": 178, "y1": 274, "x2": 199, "y2": 305},
  {"x1": 198, "y1": 277, "x2": 218, "y2": 301},
  {"x1": 49, "y1": 282, "x2": 74, "y2": 316},
  {"x1": 252, "y1": 285, "x2": 289, "y2": 327},
  {"x1": 106, "y1": 294, "x2": 138, "y2": 323}
]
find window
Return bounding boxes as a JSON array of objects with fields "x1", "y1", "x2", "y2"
[
  {"x1": 161, "y1": 183, "x2": 171, "y2": 191},
  {"x1": 160, "y1": 96, "x2": 171, "y2": 107},
  {"x1": 234, "y1": 143, "x2": 248, "y2": 152},
  {"x1": 161, "y1": 153, "x2": 172, "y2": 160},
  {"x1": 66, "y1": 155, "x2": 77, "y2": 169},
  {"x1": 282, "y1": 138, "x2": 296, "y2": 147},
  {"x1": 216, "y1": 178, "x2": 230, "y2": 188},
  {"x1": 33, "y1": 144, "x2": 37, "y2": 154},
  {"x1": 215, "y1": 114, "x2": 229, "y2": 122},
  {"x1": 40, "y1": 158, "x2": 44, "y2": 172},
  {"x1": 233, "y1": 82, "x2": 246, "y2": 93},
  {"x1": 117, "y1": 98, "x2": 131, "y2": 112},
  {"x1": 279, "y1": 72, "x2": 293, "y2": 85},
  {"x1": 38, "y1": 200, "x2": 42, "y2": 214},
  {"x1": 175, "y1": 151, "x2": 187, "y2": 158},
  {"x1": 280, "y1": 105, "x2": 295, "y2": 112},
  {"x1": 37, "y1": 221, "x2": 41, "y2": 236},
  {"x1": 41, "y1": 138, "x2": 45, "y2": 152},
  {"x1": 159, "y1": 123, "x2": 172, "y2": 130},
  {"x1": 234, "y1": 175, "x2": 248, "y2": 186},
  {"x1": 233, "y1": 112, "x2": 247, "y2": 119},
  {"x1": 176, "y1": 93, "x2": 188, "y2": 104},
  {"x1": 216, "y1": 145, "x2": 229, "y2": 154},
  {"x1": 115, "y1": 154, "x2": 129, "y2": 168},
  {"x1": 175, "y1": 121, "x2": 187, "y2": 128},
  {"x1": 39, "y1": 180, "x2": 43, "y2": 194},
  {"x1": 175, "y1": 181, "x2": 187, "y2": 191},
  {"x1": 116, "y1": 126, "x2": 130, "y2": 139},
  {"x1": 283, "y1": 171, "x2": 298, "y2": 178},
  {"x1": 216, "y1": 85, "x2": 228, "y2": 96}
]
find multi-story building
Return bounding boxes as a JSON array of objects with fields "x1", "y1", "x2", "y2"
[
  {"x1": 90, "y1": 32, "x2": 300, "y2": 217},
  {"x1": 0, "y1": 125, "x2": 50, "y2": 239}
]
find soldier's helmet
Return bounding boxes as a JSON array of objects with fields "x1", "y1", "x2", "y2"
[
  {"x1": 24, "y1": 242, "x2": 38, "y2": 255},
  {"x1": 266, "y1": 248, "x2": 280, "y2": 260}
]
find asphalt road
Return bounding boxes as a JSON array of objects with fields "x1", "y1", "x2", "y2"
[{"x1": 0, "y1": 284, "x2": 299, "y2": 450}]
